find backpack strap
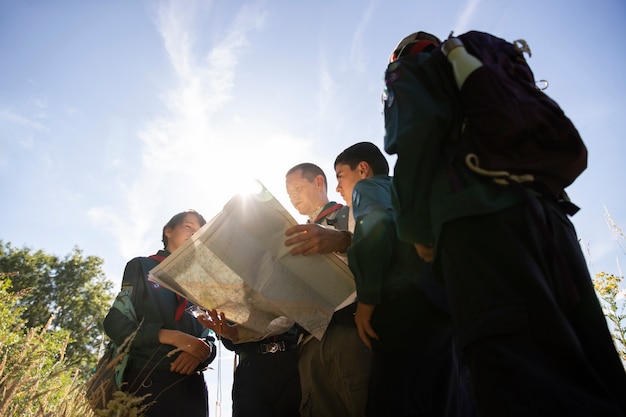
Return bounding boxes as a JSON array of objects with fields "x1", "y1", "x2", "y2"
[
  {"x1": 313, "y1": 202, "x2": 344, "y2": 224},
  {"x1": 148, "y1": 254, "x2": 166, "y2": 263},
  {"x1": 325, "y1": 206, "x2": 350, "y2": 231}
]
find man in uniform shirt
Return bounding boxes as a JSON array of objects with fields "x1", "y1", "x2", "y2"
[{"x1": 285, "y1": 162, "x2": 372, "y2": 417}]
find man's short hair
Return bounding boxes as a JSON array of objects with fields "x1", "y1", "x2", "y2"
[
  {"x1": 334, "y1": 142, "x2": 389, "y2": 176},
  {"x1": 286, "y1": 162, "x2": 328, "y2": 189}
]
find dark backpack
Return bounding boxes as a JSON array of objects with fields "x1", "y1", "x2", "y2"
[{"x1": 449, "y1": 31, "x2": 587, "y2": 193}]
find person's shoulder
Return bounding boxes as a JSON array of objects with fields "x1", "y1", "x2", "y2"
[
  {"x1": 363, "y1": 175, "x2": 392, "y2": 188},
  {"x1": 125, "y1": 256, "x2": 148, "y2": 268},
  {"x1": 126, "y1": 251, "x2": 165, "y2": 266},
  {"x1": 335, "y1": 204, "x2": 350, "y2": 217},
  {"x1": 324, "y1": 204, "x2": 349, "y2": 231},
  {"x1": 352, "y1": 176, "x2": 393, "y2": 217},
  {"x1": 354, "y1": 176, "x2": 392, "y2": 200}
]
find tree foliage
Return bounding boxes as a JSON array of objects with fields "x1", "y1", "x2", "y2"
[
  {"x1": 0, "y1": 241, "x2": 115, "y2": 366},
  {"x1": 0, "y1": 272, "x2": 147, "y2": 416},
  {"x1": 0, "y1": 273, "x2": 91, "y2": 416}
]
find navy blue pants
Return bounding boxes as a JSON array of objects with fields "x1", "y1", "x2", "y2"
[
  {"x1": 437, "y1": 196, "x2": 626, "y2": 417},
  {"x1": 232, "y1": 348, "x2": 301, "y2": 417},
  {"x1": 123, "y1": 368, "x2": 208, "y2": 417}
]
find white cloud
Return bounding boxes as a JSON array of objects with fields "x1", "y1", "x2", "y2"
[
  {"x1": 90, "y1": 1, "x2": 272, "y2": 260},
  {"x1": 348, "y1": 0, "x2": 377, "y2": 73},
  {"x1": 317, "y1": 51, "x2": 336, "y2": 119},
  {"x1": 87, "y1": 206, "x2": 124, "y2": 241},
  {"x1": 0, "y1": 108, "x2": 49, "y2": 132},
  {"x1": 455, "y1": 0, "x2": 481, "y2": 34},
  {"x1": 88, "y1": 204, "x2": 155, "y2": 261},
  {"x1": 64, "y1": 106, "x2": 80, "y2": 117},
  {"x1": 18, "y1": 135, "x2": 35, "y2": 150},
  {"x1": 33, "y1": 98, "x2": 48, "y2": 109}
]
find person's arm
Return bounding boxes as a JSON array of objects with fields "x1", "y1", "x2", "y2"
[
  {"x1": 197, "y1": 309, "x2": 240, "y2": 343},
  {"x1": 197, "y1": 310, "x2": 295, "y2": 344},
  {"x1": 354, "y1": 302, "x2": 378, "y2": 349},
  {"x1": 284, "y1": 223, "x2": 352, "y2": 256},
  {"x1": 347, "y1": 180, "x2": 397, "y2": 348},
  {"x1": 104, "y1": 258, "x2": 177, "y2": 349},
  {"x1": 157, "y1": 328, "x2": 212, "y2": 358},
  {"x1": 414, "y1": 243, "x2": 434, "y2": 262},
  {"x1": 104, "y1": 258, "x2": 213, "y2": 375},
  {"x1": 157, "y1": 328, "x2": 213, "y2": 374},
  {"x1": 103, "y1": 258, "x2": 150, "y2": 346},
  {"x1": 348, "y1": 214, "x2": 391, "y2": 348},
  {"x1": 384, "y1": 51, "x2": 459, "y2": 247}
]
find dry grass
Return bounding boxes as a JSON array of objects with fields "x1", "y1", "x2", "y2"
[
  {"x1": 0, "y1": 273, "x2": 149, "y2": 417},
  {"x1": 85, "y1": 327, "x2": 152, "y2": 417},
  {"x1": 0, "y1": 271, "x2": 208, "y2": 417}
]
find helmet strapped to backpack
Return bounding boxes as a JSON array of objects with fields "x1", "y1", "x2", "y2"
[{"x1": 389, "y1": 31, "x2": 442, "y2": 63}]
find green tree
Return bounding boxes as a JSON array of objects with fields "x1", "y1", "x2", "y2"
[
  {"x1": 0, "y1": 273, "x2": 88, "y2": 416},
  {"x1": 0, "y1": 272, "x2": 147, "y2": 416},
  {"x1": 0, "y1": 241, "x2": 115, "y2": 366}
]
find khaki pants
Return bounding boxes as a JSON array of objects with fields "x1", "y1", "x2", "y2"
[{"x1": 298, "y1": 322, "x2": 372, "y2": 417}]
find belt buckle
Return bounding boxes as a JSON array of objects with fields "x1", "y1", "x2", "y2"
[{"x1": 261, "y1": 341, "x2": 285, "y2": 354}]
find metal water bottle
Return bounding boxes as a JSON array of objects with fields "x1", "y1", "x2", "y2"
[{"x1": 442, "y1": 37, "x2": 483, "y2": 89}]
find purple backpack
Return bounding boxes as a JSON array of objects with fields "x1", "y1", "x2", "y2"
[{"x1": 452, "y1": 31, "x2": 587, "y2": 193}]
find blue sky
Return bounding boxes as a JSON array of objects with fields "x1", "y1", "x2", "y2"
[{"x1": 1, "y1": 0, "x2": 625, "y2": 413}]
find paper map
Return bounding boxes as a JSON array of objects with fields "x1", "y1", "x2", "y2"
[{"x1": 149, "y1": 181, "x2": 355, "y2": 341}]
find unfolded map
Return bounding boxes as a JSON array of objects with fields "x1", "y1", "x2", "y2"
[{"x1": 149, "y1": 181, "x2": 355, "y2": 341}]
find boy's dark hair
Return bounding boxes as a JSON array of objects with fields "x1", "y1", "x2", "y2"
[
  {"x1": 162, "y1": 209, "x2": 206, "y2": 249},
  {"x1": 334, "y1": 142, "x2": 389, "y2": 176},
  {"x1": 286, "y1": 162, "x2": 328, "y2": 189}
]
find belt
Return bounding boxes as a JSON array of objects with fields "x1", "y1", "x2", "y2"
[
  {"x1": 237, "y1": 340, "x2": 297, "y2": 361},
  {"x1": 260, "y1": 340, "x2": 287, "y2": 354}
]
